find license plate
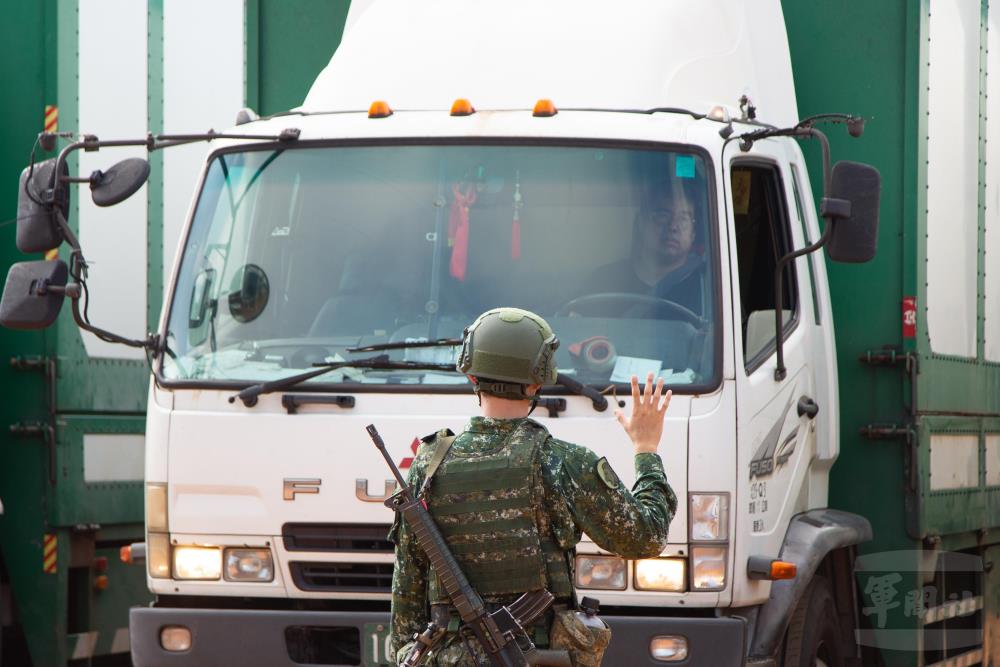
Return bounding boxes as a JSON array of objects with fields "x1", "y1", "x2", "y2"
[{"x1": 363, "y1": 622, "x2": 393, "y2": 666}]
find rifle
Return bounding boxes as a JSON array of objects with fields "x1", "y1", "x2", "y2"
[{"x1": 367, "y1": 424, "x2": 554, "y2": 667}]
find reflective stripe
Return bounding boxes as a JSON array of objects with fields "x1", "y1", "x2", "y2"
[
  {"x1": 110, "y1": 628, "x2": 130, "y2": 654},
  {"x1": 43, "y1": 534, "x2": 57, "y2": 574},
  {"x1": 70, "y1": 632, "x2": 98, "y2": 660}
]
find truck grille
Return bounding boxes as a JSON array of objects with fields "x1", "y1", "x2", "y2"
[
  {"x1": 290, "y1": 562, "x2": 394, "y2": 593},
  {"x1": 282, "y1": 523, "x2": 393, "y2": 552}
]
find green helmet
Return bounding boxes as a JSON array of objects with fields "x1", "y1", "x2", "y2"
[{"x1": 457, "y1": 307, "x2": 560, "y2": 399}]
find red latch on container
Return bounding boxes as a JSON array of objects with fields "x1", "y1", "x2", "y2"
[{"x1": 902, "y1": 297, "x2": 916, "y2": 339}]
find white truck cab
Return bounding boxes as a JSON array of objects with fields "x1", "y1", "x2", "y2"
[{"x1": 0, "y1": 2, "x2": 880, "y2": 665}]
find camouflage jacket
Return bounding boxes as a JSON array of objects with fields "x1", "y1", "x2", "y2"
[{"x1": 388, "y1": 416, "x2": 677, "y2": 665}]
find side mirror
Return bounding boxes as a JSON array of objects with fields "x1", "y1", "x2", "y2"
[
  {"x1": 824, "y1": 160, "x2": 881, "y2": 263},
  {"x1": 227, "y1": 264, "x2": 270, "y2": 324},
  {"x1": 0, "y1": 260, "x2": 70, "y2": 329},
  {"x1": 188, "y1": 268, "x2": 216, "y2": 328},
  {"x1": 91, "y1": 157, "x2": 150, "y2": 207},
  {"x1": 16, "y1": 159, "x2": 70, "y2": 253}
]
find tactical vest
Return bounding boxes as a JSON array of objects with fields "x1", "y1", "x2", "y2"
[{"x1": 424, "y1": 419, "x2": 573, "y2": 604}]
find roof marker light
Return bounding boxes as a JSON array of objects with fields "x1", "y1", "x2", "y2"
[
  {"x1": 368, "y1": 100, "x2": 393, "y2": 118},
  {"x1": 707, "y1": 106, "x2": 731, "y2": 122},
  {"x1": 533, "y1": 99, "x2": 558, "y2": 117},
  {"x1": 450, "y1": 98, "x2": 475, "y2": 116}
]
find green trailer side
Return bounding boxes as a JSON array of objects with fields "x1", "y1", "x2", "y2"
[
  {"x1": 0, "y1": 2, "x2": 350, "y2": 664},
  {"x1": 1, "y1": 3, "x2": 149, "y2": 662},
  {"x1": 785, "y1": 1, "x2": 1000, "y2": 663}
]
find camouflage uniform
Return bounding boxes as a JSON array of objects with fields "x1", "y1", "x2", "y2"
[{"x1": 389, "y1": 415, "x2": 677, "y2": 665}]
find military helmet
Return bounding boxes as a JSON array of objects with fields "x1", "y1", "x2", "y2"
[{"x1": 457, "y1": 307, "x2": 560, "y2": 399}]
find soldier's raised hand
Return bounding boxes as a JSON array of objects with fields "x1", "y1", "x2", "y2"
[{"x1": 615, "y1": 373, "x2": 671, "y2": 455}]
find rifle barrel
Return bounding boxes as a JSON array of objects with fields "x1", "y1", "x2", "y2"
[{"x1": 366, "y1": 424, "x2": 410, "y2": 490}]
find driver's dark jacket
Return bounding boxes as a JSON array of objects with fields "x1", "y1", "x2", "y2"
[
  {"x1": 584, "y1": 255, "x2": 704, "y2": 315},
  {"x1": 388, "y1": 416, "x2": 676, "y2": 665}
]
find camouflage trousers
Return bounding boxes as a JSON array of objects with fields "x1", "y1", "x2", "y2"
[{"x1": 396, "y1": 634, "x2": 492, "y2": 666}]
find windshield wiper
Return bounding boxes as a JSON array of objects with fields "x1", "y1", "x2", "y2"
[
  {"x1": 228, "y1": 354, "x2": 458, "y2": 407},
  {"x1": 346, "y1": 338, "x2": 609, "y2": 412},
  {"x1": 554, "y1": 373, "x2": 609, "y2": 412},
  {"x1": 347, "y1": 338, "x2": 462, "y2": 353}
]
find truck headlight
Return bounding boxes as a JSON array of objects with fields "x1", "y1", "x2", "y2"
[
  {"x1": 224, "y1": 548, "x2": 274, "y2": 582},
  {"x1": 575, "y1": 555, "x2": 626, "y2": 590},
  {"x1": 634, "y1": 558, "x2": 686, "y2": 592},
  {"x1": 689, "y1": 493, "x2": 728, "y2": 541},
  {"x1": 173, "y1": 546, "x2": 222, "y2": 580},
  {"x1": 691, "y1": 546, "x2": 726, "y2": 590}
]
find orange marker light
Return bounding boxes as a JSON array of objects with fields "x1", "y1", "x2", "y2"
[
  {"x1": 120, "y1": 545, "x2": 132, "y2": 564},
  {"x1": 770, "y1": 560, "x2": 797, "y2": 580},
  {"x1": 368, "y1": 100, "x2": 393, "y2": 118},
  {"x1": 94, "y1": 575, "x2": 109, "y2": 591},
  {"x1": 450, "y1": 98, "x2": 475, "y2": 116},
  {"x1": 533, "y1": 99, "x2": 558, "y2": 117}
]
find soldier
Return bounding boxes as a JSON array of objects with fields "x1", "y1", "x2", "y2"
[{"x1": 390, "y1": 307, "x2": 677, "y2": 665}]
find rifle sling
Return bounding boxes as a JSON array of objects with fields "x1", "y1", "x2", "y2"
[{"x1": 420, "y1": 433, "x2": 457, "y2": 497}]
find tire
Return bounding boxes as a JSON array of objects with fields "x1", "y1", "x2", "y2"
[{"x1": 782, "y1": 576, "x2": 845, "y2": 667}]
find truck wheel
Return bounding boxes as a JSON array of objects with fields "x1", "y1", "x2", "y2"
[{"x1": 782, "y1": 576, "x2": 844, "y2": 667}]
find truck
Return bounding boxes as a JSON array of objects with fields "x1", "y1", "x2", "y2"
[{"x1": 1, "y1": 1, "x2": 997, "y2": 666}]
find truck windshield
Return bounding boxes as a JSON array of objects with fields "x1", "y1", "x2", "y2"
[{"x1": 161, "y1": 142, "x2": 719, "y2": 390}]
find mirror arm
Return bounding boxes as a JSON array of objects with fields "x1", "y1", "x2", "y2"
[
  {"x1": 772, "y1": 204, "x2": 836, "y2": 382},
  {"x1": 54, "y1": 210, "x2": 81, "y2": 252},
  {"x1": 800, "y1": 126, "x2": 833, "y2": 194},
  {"x1": 757, "y1": 125, "x2": 835, "y2": 382},
  {"x1": 68, "y1": 295, "x2": 157, "y2": 351},
  {"x1": 47, "y1": 129, "x2": 300, "y2": 218}
]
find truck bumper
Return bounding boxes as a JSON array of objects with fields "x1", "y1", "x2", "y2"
[{"x1": 130, "y1": 607, "x2": 746, "y2": 666}]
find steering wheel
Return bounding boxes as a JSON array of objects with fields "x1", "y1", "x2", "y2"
[{"x1": 556, "y1": 292, "x2": 706, "y2": 328}]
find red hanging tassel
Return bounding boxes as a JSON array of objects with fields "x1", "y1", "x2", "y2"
[
  {"x1": 511, "y1": 171, "x2": 523, "y2": 261},
  {"x1": 511, "y1": 214, "x2": 521, "y2": 261},
  {"x1": 449, "y1": 184, "x2": 475, "y2": 281}
]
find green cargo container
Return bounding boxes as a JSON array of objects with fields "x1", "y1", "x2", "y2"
[
  {"x1": 785, "y1": 1, "x2": 1000, "y2": 664},
  {"x1": 0, "y1": 2, "x2": 350, "y2": 665}
]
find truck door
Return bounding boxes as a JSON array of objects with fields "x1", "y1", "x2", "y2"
[{"x1": 727, "y1": 149, "x2": 822, "y2": 600}]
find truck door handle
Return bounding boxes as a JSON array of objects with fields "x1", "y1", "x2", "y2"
[{"x1": 797, "y1": 395, "x2": 819, "y2": 420}]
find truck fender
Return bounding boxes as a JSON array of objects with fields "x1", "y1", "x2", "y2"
[{"x1": 747, "y1": 508, "x2": 872, "y2": 661}]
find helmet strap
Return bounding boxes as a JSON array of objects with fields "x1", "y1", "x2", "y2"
[
  {"x1": 526, "y1": 396, "x2": 539, "y2": 417},
  {"x1": 473, "y1": 379, "x2": 533, "y2": 401}
]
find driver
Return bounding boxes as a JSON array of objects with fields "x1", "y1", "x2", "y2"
[{"x1": 583, "y1": 184, "x2": 705, "y2": 316}]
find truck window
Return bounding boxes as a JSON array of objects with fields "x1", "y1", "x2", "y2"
[
  {"x1": 790, "y1": 164, "x2": 820, "y2": 325},
  {"x1": 160, "y1": 144, "x2": 721, "y2": 392},
  {"x1": 731, "y1": 163, "x2": 798, "y2": 369}
]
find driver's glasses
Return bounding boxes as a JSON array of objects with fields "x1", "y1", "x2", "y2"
[{"x1": 642, "y1": 207, "x2": 695, "y2": 231}]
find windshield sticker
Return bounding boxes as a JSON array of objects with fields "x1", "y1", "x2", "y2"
[
  {"x1": 609, "y1": 356, "x2": 662, "y2": 383},
  {"x1": 675, "y1": 155, "x2": 696, "y2": 179},
  {"x1": 658, "y1": 368, "x2": 696, "y2": 384},
  {"x1": 422, "y1": 373, "x2": 469, "y2": 385}
]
